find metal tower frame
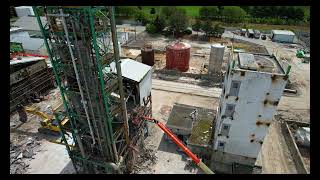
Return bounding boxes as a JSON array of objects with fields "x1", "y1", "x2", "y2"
[{"x1": 33, "y1": 6, "x2": 132, "y2": 173}]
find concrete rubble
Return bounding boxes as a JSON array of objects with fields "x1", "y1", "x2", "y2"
[
  {"x1": 132, "y1": 145, "x2": 158, "y2": 174},
  {"x1": 10, "y1": 137, "x2": 41, "y2": 174}
]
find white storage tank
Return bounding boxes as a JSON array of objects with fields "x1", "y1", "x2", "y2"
[{"x1": 209, "y1": 44, "x2": 225, "y2": 74}]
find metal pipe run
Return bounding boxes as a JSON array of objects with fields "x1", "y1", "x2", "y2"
[
  {"x1": 60, "y1": 8, "x2": 96, "y2": 145},
  {"x1": 108, "y1": 6, "x2": 130, "y2": 145}
]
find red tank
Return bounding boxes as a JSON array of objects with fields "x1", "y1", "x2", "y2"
[{"x1": 166, "y1": 42, "x2": 191, "y2": 72}]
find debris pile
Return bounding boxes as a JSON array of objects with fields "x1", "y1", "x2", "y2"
[
  {"x1": 132, "y1": 146, "x2": 157, "y2": 174},
  {"x1": 10, "y1": 137, "x2": 41, "y2": 174}
]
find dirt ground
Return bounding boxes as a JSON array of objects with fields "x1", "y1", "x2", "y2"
[{"x1": 10, "y1": 88, "x2": 73, "y2": 174}]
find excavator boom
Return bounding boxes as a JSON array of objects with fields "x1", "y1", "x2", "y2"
[{"x1": 142, "y1": 116, "x2": 214, "y2": 174}]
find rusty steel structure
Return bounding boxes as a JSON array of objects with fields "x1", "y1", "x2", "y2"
[{"x1": 34, "y1": 6, "x2": 151, "y2": 174}]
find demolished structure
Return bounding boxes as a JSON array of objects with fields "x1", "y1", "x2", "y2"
[
  {"x1": 34, "y1": 6, "x2": 151, "y2": 173},
  {"x1": 211, "y1": 52, "x2": 291, "y2": 173}
]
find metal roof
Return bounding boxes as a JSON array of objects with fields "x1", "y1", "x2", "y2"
[
  {"x1": 10, "y1": 27, "x2": 23, "y2": 33},
  {"x1": 11, "y1": 16, "x2": 47, "y2": 31},
  {"x1": 271, "y1": 30, "x2": 295, "y2": 36},
  {"x1": 248, "y1": 29, "x2": 254, "y2": 34},
  {"x1": 166, "y1": 104, "x2": 194, "y2": 131},
  {"x1": 11, "y1": 37, "x2": 44, "y2": 51},
  {"x1": 109, "y1": 58, "x2": 152, "y2": 82},
  {"x1": 167, "y1": 42, "x2": 191, "y2": 50}
]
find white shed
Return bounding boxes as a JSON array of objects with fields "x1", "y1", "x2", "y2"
[
  {"x1": 108, "y1": 59, "x2": 152, "y2": 106},
  {"x1": 271, "y1": 30, "x2": 295, "y2": 43}
]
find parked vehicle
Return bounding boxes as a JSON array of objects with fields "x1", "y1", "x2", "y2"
[{"x1": 253, "y1": 30, "x2": 261, "y2": 39}]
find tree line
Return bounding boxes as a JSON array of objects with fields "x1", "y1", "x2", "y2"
[{"x1": 114, "y1": 6, "x2": 309, "y2": 37}]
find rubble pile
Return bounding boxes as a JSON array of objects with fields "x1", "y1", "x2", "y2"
[
  {"x1": 132, "y1": 146, "x2": 157, "y2": 174},
  {"x1": 10, "y1": 137, "x2": 41, "y2": 174}
]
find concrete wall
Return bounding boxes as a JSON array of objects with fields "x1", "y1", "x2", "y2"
[
  {"x1": 210, "y1": 151, "x2": 257, "y2": 173},
  {"x1": 187, "y1": 144, "x2": 212, "y2": 160},
  {"x1": 139, "y1": 69, "x2": 152, "y2": 106},
  {"x1": 281, "y1": 122, "x2": 309, "y2": 174},
  {"x1": 213, "y1": 57, "x2": 287, "y2": 160}
]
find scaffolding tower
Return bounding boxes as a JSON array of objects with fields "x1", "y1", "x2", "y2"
[{"x1": 33, "y1": 6, "x2": 135, "y2": 173}]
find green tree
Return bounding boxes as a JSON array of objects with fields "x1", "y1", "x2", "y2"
[
  {"x1": 115, "y1": 6, "x2": 137, "y2": 17},
  {"x1": 221, "y1": 6, "x2": 247, "y2": 22},
  {"x1": 160, "y1": 6, "x2": 177, "y2": 20},
  {"x1": 134, "y1": 11, "x2": 151, "y2": 25},
  {"x1": 199, "y1": 6, "x2": 219, "y2": 20},
  {"x1": 150, "y1": 8, "x2": 156, "y2": 14},
  {"x1": 168, "y1": 9, "x2": 189, "y2": 37},
  {"x1": 201, "y1": 20, "x2": 214, "y2": 37},
  {"x1": 146, "y1": 23, "x2": 157, "y2": 34},
  {"x1": 192, "y1": 18, "x2": 202, "y2": 36},
  {"x1": 153, "y1": 15, "x2": 166, "y2": 32}
]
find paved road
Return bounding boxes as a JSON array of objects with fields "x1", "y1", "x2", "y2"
[
  {"x1": 222, "y1": 31, "x2": 281, "y2": 55},
  {"x1": 152, "y1": 79, "x2": 221, "y2": 98}
]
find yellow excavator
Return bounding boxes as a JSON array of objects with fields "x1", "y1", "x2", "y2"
[{"x1": 16, "y1": 103, "x2": 69, "y2": 136}]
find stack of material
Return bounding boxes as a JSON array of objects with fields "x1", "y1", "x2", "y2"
[{"x1": 10, "y1": 57, "x2": 54, "y2": 113}]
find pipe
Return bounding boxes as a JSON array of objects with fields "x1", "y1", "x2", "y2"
[
  {"x1": 108, "y1": 6, "x2": 131, "y2": 145},
  {"x1": 285, "y1": 65, "x2": 292, "y2": 76},
  {"x1": 60, "y1": 8, "x2": 96, "y2": 145},
  {"x1": 70, "y1": 18, "x2": 104, "y2": 154}
]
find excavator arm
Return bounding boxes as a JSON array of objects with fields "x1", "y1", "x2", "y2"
[
  {"x1": 141, "y1": 116, "x2": 214, "y2": 174},
  {"x1": 24, "y1": 106, "x2": 54, "y2": 123}
]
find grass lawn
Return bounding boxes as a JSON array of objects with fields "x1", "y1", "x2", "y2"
[{"x1": 177, "y1": 6, "x2": 201, "y2": 17}]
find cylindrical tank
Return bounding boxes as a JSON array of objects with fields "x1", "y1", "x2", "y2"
[
  {"x1": 166, "y1": 42, "x2": 191, "y2": 72},
  {"x1": 209, "y1": 44, "x2": 225, "y2": 74},
  {"x1": 141, "y1": 42, "x2": 154, "y2": 66}
]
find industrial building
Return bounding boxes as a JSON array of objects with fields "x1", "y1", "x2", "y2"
[
  {"x1": 14, "y1": 6, "x2": 35, "y2": 17},
  {"x1": 11, "y1": 14, "x2": 47, "y2": 38},
  {"x1": 271, "y1": 30, "x2": 296, "y2": 43},
  {"x1": 211, "y1": 52, "x2": 290, "y2": 173},
  {"x1": 10, "y1": 27, "x2": 46, "y2": 55}
]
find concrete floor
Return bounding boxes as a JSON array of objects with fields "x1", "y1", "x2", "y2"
[{"x1": 142, "y1": 89, "x2": 218, "y2": 174}]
